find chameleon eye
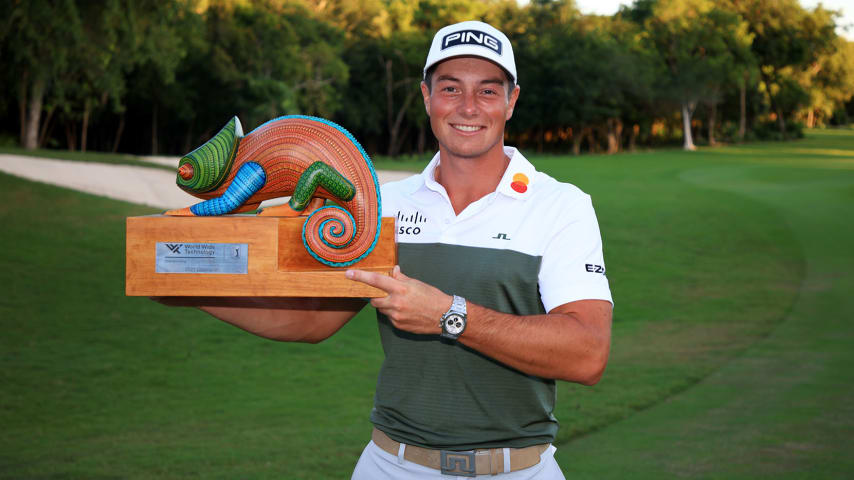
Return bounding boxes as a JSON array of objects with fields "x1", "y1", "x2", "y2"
[{"x1": 178, "y1": 163, "x2": 194, "y2": 180}]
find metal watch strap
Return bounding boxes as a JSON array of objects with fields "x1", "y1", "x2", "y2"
[
  {"x1": 449, "y1": 295, "x2": 466, "y2": 315},
  {"x1": 440, "y1": 295, "x2": 467, "y2": 340}
]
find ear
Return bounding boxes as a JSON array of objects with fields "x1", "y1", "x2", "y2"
[
  {"x1": 420, "y1": 81, "x2": 431, "y2": 117},
  {"x1": 505, "y1": 84, "x2": 521, "y2": 121}
]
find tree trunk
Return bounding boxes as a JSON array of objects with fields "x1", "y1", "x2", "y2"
[
  {"x1": 151, "y1": 103, "x2": 158, "y2": 155},
  {"x1": 388, "y1": 88, "x2": 419, "y2": 157},
  {"x1": 65, "y1": 121, "x2": 77, "y2": 151},
  {"x1": 629, "y1": 124, "x2": 639, "y2": 152},
  {"x1": 384, "y1": 59, "x2": 396, "y2": 156},
  {"x1": 761, "y1": 70, "x2": 787, "y2": 139},
  {"x1": 571, "y1": 127, "x2": 584, "y2": 155},
  {"x1": 775, "y1": 106, "x2": 786, "y2": 138},
  {"x1": 417, "y1": 122, "x2": 426, "y2": 155},
  {"x1": 38, "y1": 105, "x2": 56, "y2": 148},
  {"x1": 19, "y1": 70, "x2": 29, "y2": 146},
  {"x1": 708, "y1": 102, "x2": 717, "y2": 146},
  {"x1": 738, "y1": 74, "x2": 747, "y2": 141},
  {"x1": 112, "y1": 113, "x2": 126, "y2": 153},
  {"x1": 81, "y1": 101, "x2": 91, "y2": 153},
  {"x1": 606, "y1": 118, "x2": 622, "y2": 154},
  {"x1": 24, "y1": 76, "x2": 46, "y2": 150},
  {"x1": 681, "y1": 101, "x2": 696, "y2": 151},
  {"x1": 589, "y1": 128, "x2": 599, "y2": 154},
  {"x1": 806, "y1": 109, "x2": 815, "y2": 128}
]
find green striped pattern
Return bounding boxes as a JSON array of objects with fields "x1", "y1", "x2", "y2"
[
  {"x1": 177, "y1": 117, "x2": 241, "y2": 193},
  {"x1": 288, "y1": 161, "x2": 355, "y2": 211}
]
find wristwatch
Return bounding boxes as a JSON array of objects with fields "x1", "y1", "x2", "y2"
[{"x1": 440, "y1": 295, "x2": 467, "y2": 341}]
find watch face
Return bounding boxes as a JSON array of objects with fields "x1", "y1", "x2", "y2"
[{"x1": 443, "y1": 313, "x2": 466, "y2": 335}]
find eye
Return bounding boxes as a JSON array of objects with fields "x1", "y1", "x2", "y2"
[{"x1": 178, "y1": 163, "x2": 194, "y2": 180}]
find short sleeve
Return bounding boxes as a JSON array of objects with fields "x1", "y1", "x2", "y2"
[{"x1": 538, "y1": 194, "x2": 613, "y2": 312}]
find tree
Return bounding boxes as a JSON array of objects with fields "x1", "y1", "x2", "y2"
[
  {"x1": 797, "y1": 37, "x2": 854, "y2": 127},
  {"x1": 2, "y1": 0, "x2": 81, "y2": 149},
  {"x1": 643, "y1": 0, "x2": 752, "y2": 150},
  {"x1": 733, "y1": 0, "x2": 837, "y2": 137},
  {"x1": 194, "y1": 1, "x2": 348, "y2": 139}
]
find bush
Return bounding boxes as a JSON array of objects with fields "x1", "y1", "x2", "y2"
[
  {"x1": 753, "y1": 119, "x2": 804, "y2": 140},
  {"x1": 0, "y1": 134, "x2": 17, "y2": 147}
]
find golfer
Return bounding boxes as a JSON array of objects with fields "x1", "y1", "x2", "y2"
[
  {"x1": 344, "y1": 21, "x2": 613, "y2": 478},
  {"x1": 158, "y1": 20, "x2": 612, "y2": 479}
]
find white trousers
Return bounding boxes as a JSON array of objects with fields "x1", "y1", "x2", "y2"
[{"x1": 351, "y1": 440, "x2": 567, "y2": 480}]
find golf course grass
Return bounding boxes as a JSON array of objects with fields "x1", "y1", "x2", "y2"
[{"x1": 1, "y1": 129, "x2": 851, "y2": 478}]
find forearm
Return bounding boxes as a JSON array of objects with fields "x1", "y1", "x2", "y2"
[
  {"x1": 156, "y1": 297, "x2": 366, "y2": 343},
  {"x1": 459, "y1": 300, "x2": 613, "y2": 384}
]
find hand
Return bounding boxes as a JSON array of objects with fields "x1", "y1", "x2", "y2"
[{"x1": 345, "y1": 265, "x2": 452, "y2": 335}]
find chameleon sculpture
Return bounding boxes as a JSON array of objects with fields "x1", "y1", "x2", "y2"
[{"x1": 164, "y1": 115, "x2": 381, "y2": 268}]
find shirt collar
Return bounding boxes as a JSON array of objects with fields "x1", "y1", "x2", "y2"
[{"x1": 409, "y1": 147, "x2": 536, "y2": 201}]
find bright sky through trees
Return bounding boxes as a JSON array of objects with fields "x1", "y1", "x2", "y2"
[{"x1": 574, "y1": 0, "x2": 853, "y2": 40}]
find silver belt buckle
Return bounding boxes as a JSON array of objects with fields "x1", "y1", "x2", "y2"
[{"x1": 440, "y1": 450, "x2": 476, "y2": 477}]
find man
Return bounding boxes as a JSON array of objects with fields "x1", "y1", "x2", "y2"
[
  {"x1": 159, "y1": 21, "x2": 612, "y2": 479},
  {"x1": 345, "y1": 21, "x2": 612, "y2": 478}
]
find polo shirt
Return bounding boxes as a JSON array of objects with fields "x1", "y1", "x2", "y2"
[{"x1": 370, "y1": 146, "x2": 612, "y2": 450}]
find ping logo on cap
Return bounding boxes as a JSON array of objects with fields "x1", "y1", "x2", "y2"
[{"x1": 442, "y1": 30, "x2": 502, "y2": 55}]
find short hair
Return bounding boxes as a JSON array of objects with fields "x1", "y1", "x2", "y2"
[{"x1": 424, "y1": 63, "x2": 516, "y2": 101}]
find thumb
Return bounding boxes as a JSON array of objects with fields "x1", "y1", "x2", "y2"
[{"x1": 391, "y1": 264, "x2": 407, "y2": 280}]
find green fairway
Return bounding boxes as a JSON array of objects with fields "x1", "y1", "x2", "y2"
[
  {"x1": 1, "y1": 130, "x2": 851, "y2": 478},
  {"x1": 557, "y1": 129, "x2": 854, "y2": 478}
]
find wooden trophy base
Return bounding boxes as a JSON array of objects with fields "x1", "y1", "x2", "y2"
[{"x1": 126, "y1": 215, "x2": 397, "y2": 297}]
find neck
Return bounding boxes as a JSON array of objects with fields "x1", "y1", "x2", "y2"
[{"x1": 435, "y1": 144, "x2": 510, "y2": 215}]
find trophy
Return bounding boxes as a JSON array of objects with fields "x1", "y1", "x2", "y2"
[{"x1": 125, "y1": 115, "x2": 396, "y2": 297}]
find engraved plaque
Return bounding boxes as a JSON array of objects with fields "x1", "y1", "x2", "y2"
[{"x1": 155, "y1": 242, "x2": 249, "y2": 274}]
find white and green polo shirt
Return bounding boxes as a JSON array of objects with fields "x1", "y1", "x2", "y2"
[{"x1": 370, "y1": 146, "x2": 612, "y2": 450}]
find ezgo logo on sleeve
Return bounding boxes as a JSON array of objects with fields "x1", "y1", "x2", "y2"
[
  {"x1": 585, "y1": 264, "x2": 606, "y2": 274},
  {"x1": 442, "y1": 30, "x2": 502, "y2": 55}
]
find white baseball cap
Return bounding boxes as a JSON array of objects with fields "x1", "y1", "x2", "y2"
[{"x1": 423, "y1": 20, "x2": 517, "y2": 84}]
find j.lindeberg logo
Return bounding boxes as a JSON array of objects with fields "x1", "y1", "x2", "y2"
[
  {"x1": 397, "y1": 210, "x2": 427, "y2": 235},
  {"x1": 442, "y1": 30, "x2": 502, "y2": 55},
  {"x1": 165, "y1": 243, "x2": 182, "y2": 254}
]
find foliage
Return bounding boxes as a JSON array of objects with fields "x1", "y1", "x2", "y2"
[
  {"x1": 640, "y1": 0, "x2": 753, "y2": 149},
  {"x1": 731, "y1": 0, "x2": 839, "y2": 136},
  {"x1": 0, "y1": 0, "x2": 852, "y2": 156}
]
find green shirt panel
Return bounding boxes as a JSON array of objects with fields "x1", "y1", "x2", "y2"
[{"x1": 370, "y1": 242, "x2": 558, "y2": 450}]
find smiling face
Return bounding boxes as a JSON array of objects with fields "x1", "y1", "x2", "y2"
[{"x1": 421, "y1": 56, "x2": 520, "y2": 162}]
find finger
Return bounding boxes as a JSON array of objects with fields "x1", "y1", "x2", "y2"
[
  {"x1": 369, "y1": 296, "x2": 390, "y2": 310},
  {"x1": 390, "y1": 264, "x2": 409, "y2": 281},
  {"x1": 346, "y1": 268, "x2": 401, "y2": 293}
]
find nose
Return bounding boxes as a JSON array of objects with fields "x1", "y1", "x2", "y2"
[{"x1": 458, "y1": 92, "x2": 478, "y2": 117}]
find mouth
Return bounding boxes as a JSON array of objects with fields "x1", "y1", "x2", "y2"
[{"x1": 451, "y1": 124, "x2": 484, "y2": 133}]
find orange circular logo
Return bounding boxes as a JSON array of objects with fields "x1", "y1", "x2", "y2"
[{"x1": 511, "y1": 172, "x2": 529, "y2": 193}]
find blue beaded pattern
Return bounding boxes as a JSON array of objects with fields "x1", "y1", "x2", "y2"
[{"x1": 190, "y1": 162, "x2": 266, "y2": 216}]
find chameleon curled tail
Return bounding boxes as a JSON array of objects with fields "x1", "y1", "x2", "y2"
[{"x1": 167, "y1": 115, "x2": 382, "y2": 267}]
